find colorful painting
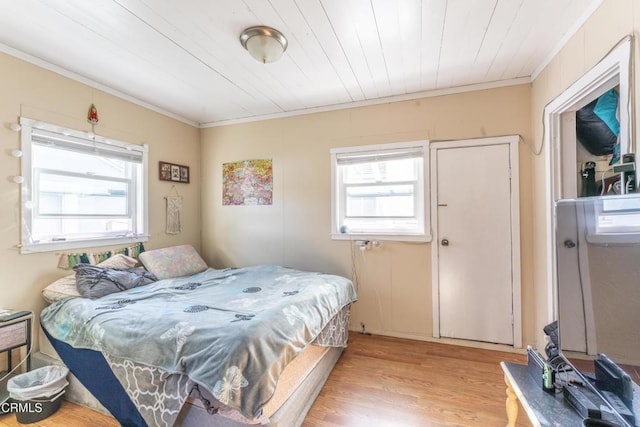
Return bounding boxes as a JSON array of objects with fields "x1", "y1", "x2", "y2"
[{"x1": 222, "y1": 159, "x2": 273, "y2": 205}]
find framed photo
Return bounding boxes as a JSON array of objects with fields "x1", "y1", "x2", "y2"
[
  {"x1": 159, "y1": 161, "x2": 190, "y2": 183},
  {"x1": 171, "y1": 165, "x2": 180, "y2": 181},
  {"x1": 180, "y1": 166, "x2": 190, "y2": 183}
]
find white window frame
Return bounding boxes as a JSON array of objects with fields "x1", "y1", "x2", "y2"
[
  {"x1": 19, "y1": 117, "x2": 149, "y2": 254},
  {"x1": 330, "y1": 140, "x2": 431, "y2": 242}
]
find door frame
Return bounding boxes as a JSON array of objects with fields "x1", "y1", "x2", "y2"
[
  {"x1": 430, "y1": 135, "x2": 522, "y2": 348},
  {"x1": 543, "y1": 37, "x2": 632, "y2": 324}
]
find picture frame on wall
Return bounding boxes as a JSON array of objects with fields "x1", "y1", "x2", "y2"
[
  {"x1": 159, "y1": 161, "x2": 189, "y2": 183},
  {"x1": 180, "y1": 166, "x2": 189, "y2": 183},
  {"x1": 171, "y1": 165, "x2": 180, "y2": 181}
]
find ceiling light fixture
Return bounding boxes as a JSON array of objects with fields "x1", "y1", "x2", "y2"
[{"x1": 240, "y1": 26, "x2": 288, "y2": 64}]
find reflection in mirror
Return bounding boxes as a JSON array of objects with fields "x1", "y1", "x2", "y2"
[{"x1": 556, "y1": 194, "x2": 640, "y2": 426}]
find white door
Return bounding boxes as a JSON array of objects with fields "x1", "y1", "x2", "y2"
[{"x1": 432, "y1": 138, "x2": 519, "y2": 345}]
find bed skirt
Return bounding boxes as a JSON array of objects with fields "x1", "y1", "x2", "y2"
[
  {"x1": 33, "y1": 344, "x2": 342, "y2": 427},
  {"x1": 36, "y1": 310, "x2": 347, "y2": 427}
]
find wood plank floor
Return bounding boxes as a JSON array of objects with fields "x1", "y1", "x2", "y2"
[
  {"x1": 305, "y1": 333, "x2": 528, "y2": 426},
  {"x1": 0, "y1": 333, "x2": 529, "y2": 426}
]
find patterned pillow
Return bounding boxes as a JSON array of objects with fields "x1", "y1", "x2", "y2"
[{"x1": 139, "y1": 245, "x2": 208, "y2": 280}]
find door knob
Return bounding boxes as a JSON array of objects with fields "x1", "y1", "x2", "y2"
[
  {"x1": 441, "y1": 238, "x2": 449, "y2": 246},
  {"x1": 564, "y1": 239, "x2": 576, "y2": 248}
]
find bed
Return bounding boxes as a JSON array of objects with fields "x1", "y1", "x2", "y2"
[{"x1": 38, "y1": 246, "x2": 357, "y2": 427}]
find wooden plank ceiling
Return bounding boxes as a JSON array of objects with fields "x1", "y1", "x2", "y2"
[{"x1": 0, "y1": 0, "x2": 599, "y2": 126}]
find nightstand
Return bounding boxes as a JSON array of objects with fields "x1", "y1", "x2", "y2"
[{"x1": 0, "y1": 310, "x2": 33, "y2": 412}]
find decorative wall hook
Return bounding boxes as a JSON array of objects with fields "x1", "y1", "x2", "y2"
[{"x1": 87, "y1": 104, "x2": 99, "y2": 125}]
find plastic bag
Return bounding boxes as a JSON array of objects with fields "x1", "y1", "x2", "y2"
[
  {"x1": 7, "y1": 365, "x2": 69, "y2": 400},
  {"x1": 576, "y1": 98, "x2": 617, "y2": 156}
]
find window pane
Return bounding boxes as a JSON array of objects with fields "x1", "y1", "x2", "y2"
[
  {"x1": 32, "y1": 217, "x2": 132, "y2": 241},
  {"x1": 37, "y1": 172, "x2": 128, "y2": 216},
  {"x1": 342, "y1": 158, "x2": 416, "y2": 184},
  {"x1": 342, "y1": 217, "x2": 420, "y2": 233},
  {"x1": 345, "y1": 184, "x2": 414, "y2": 217},
  {"x1": 33, "y1": 145, "x2": 128, "y2": 179}
]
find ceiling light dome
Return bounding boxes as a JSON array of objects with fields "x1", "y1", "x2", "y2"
[{"x1": 240, "y1": 26, "x2": 288, "y2": 64}]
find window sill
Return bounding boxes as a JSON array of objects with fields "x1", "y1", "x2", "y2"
[
  {"x1": 330, "y1": 232, "x2": 431, "y2": 243},
  {"x1": 20, "y1": 235, "x2": 149, "y2": 254}
]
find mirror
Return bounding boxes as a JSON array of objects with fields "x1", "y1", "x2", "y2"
[{"x1": 556, "y1": 194, "x2": 640, "y2": 425}]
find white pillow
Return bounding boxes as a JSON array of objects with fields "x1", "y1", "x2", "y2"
[
  {"x1": 97, "y1": 254, "x2": 138, "y2": 269},
  {"x1": 41, "y1": 275, "x2": 80, "y2": 303}
]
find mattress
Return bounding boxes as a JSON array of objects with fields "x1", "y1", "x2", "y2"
[{"x1": 34, "y1": 334, "x2": 342, "y2": 426}]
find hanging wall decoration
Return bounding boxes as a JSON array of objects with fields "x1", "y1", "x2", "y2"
[
  {"x1": 222, "y1": 159, "x2": 273, "y2": 205},
  {"x1": 165, "y1": 185, "x2": 183, "y2": 234},
  {"x1": 57, "y1": 242, "x2": 145, "y2": 270},
  {"x1": 87, "y1": 104, "x2": 99, "y2": 124}
]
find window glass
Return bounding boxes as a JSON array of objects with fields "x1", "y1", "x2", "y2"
[
  {"x1": 345, "y1": 184, "x2": 415, "y2": 218},
  {"x1": 342, "y1": 158, "x2": 416, "y2": 184},
  {"x1": 33, "y1": 145, "x2": 128, "y2": 179},
  {"x1": 37, "y1": 172, "x2": 129, "y2": 216}
]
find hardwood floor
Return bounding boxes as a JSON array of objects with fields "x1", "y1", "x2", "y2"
[
  {"x1": 0, "y1": 400, "x2": 117, "y2": 427},
  {"x1": 304, "y1": 333, "x2": 528, "y2": 426},
  {"x1": 0, "y1": 333, "x2": 528, "y2": 426}
]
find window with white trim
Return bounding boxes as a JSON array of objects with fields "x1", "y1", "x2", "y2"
[
  {"x1": 330, "y1": 140, "x2": 430, "y2": 241},
  {"x1": 19, "y1": 117, "x2": 148, "y2": 253}
]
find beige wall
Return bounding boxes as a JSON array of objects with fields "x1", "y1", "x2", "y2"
[
  {"x1": 201, "y1": 85, "x2": 534, "y2": 344},
  {"x1": 530, "y1": 0, "x2": 640, "y2": 348},
  {"x1": 0, "y1": 52, "x2": 201, "y2": 345}
]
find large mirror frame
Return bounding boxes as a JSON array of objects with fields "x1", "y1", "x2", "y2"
[{"x1": 544, "y1": 36, "x2": 633, "y2": 325}]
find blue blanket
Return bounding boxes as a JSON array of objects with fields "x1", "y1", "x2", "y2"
[{"x1": 41, "y1": 265, "x2": 356, "y2": 420}]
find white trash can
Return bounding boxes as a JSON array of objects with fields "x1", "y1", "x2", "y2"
[{"x1": 7, "y1": 365, "x2": 69, "y2": 423}]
